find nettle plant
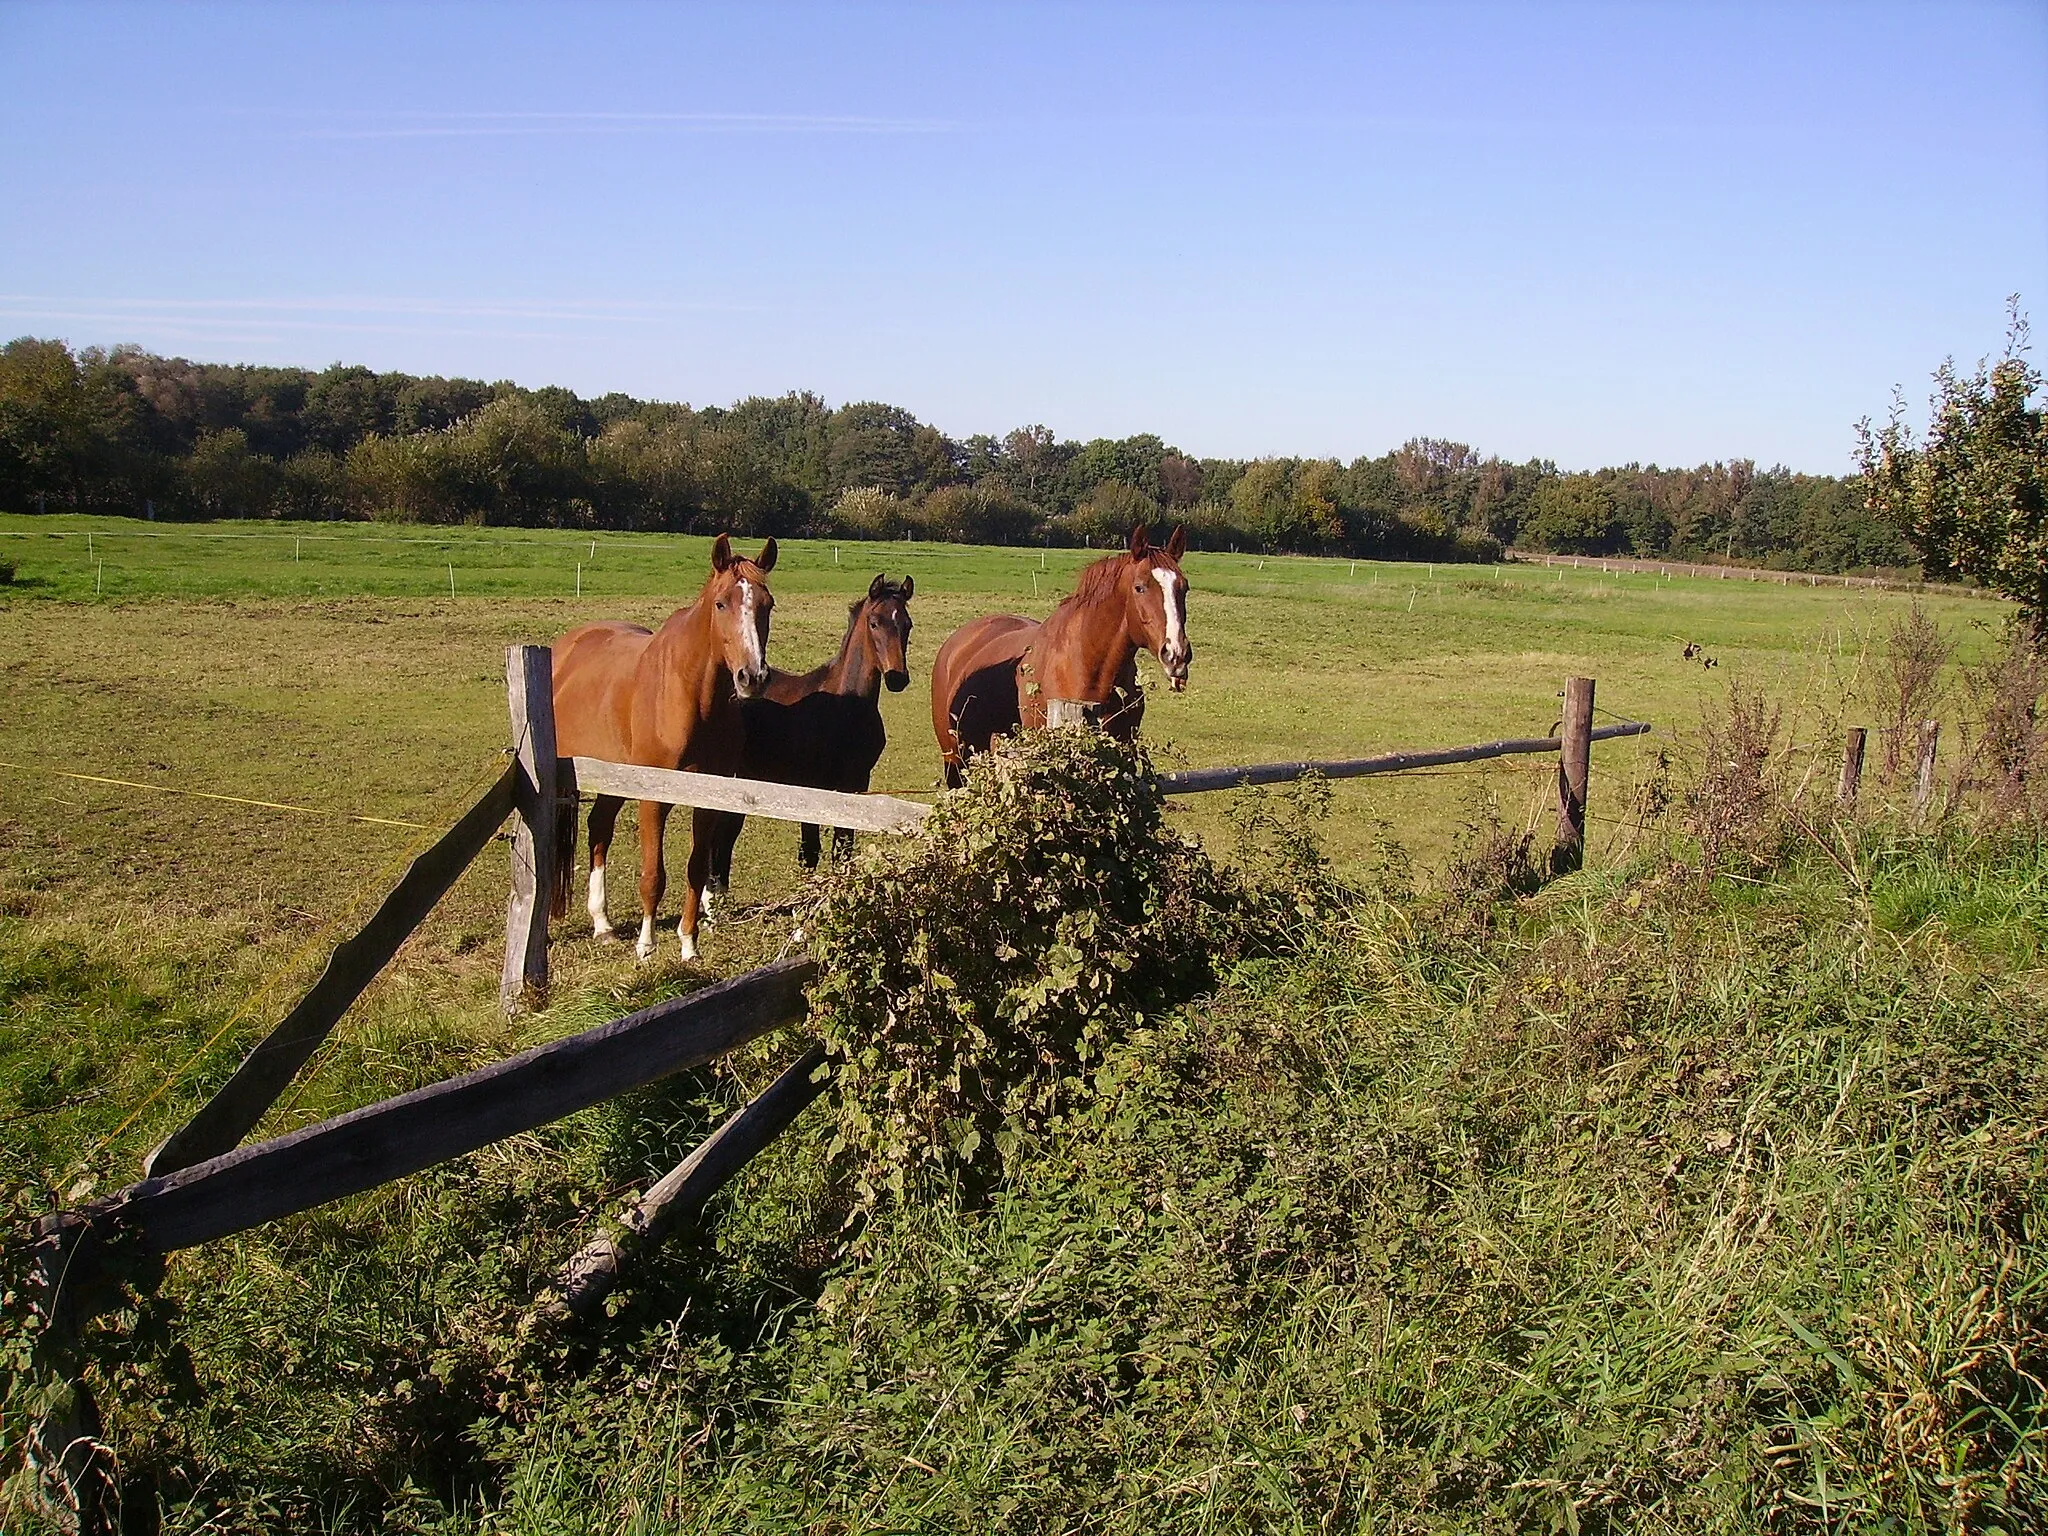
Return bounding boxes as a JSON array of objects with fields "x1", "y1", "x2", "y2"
[{"x1": 808, "y1": 729, "x2": 1269, "y2": 1209}]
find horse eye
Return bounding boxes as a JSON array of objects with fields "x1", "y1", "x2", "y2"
[{"x1": 715, "y1": 601, "x2": 726, "y2": 610}]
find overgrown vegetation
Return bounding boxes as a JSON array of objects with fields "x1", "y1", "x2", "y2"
[
  {"x1": 5, "y1": 712, "x2": 2045, "y2": 1533},
  {"x1": 1859, "y1": 299, "x2": 2048, "y2": 622},
  {"x1": 806, "y1": 730, "x2": 1323, "y2": 1210}
]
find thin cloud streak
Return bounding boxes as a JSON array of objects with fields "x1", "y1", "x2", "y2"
[
  {"x1": 286, "y1": 109, "x2": 955, "y2": 140},
  {"x1": 0, "y1": 295, "x2": 766, "y2": 322}
]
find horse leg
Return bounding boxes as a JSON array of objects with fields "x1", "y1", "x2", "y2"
[
  {"x1": 586, "y1": 795, "x2": 624, "y2": 939},
  {"x1": 678, "y1": 806, "x2": 719, "y2": 963},
  {"x1": 635, "y1": 798, "x2": 672, "y2": 961},
  {"x1": 799, "y1": 822, "x2": 822, "y2": 869},
  {"x1": 704, "y1": 811, "x2": 743, "y2": 916}
]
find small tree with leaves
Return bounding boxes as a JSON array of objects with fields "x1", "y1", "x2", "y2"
[{"x1": 1858, "y1": 299, "x2": 2048, "y2": 627}]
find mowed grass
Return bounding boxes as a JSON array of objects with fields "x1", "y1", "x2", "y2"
[
  {"x1": 1, "y1": 512, "x2": 2008, "y2": 866},
  {"x1": 0, "y1": 513, "x2": 2006, "y2": 1183}
]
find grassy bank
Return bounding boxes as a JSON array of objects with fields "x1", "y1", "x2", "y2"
[
  {"x1": 8, "y1": 807, "x2": 2044, "y2": 1532},
  {"x1": 3, "y1": 518, "x2": 2038, "y2": 1531}
]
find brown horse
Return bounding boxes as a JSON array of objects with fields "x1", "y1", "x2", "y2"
[
  {"x1": 931, "y1": 524, "x2": 1189, "y2": 785},
  {"x1": 549, "y1": 533, "x2": 777, "y2": 962},
  {"x1": 703, "y1": 573, "x2": 915, "y2": 895}
]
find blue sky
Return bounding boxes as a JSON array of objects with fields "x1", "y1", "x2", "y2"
[{"x1": 2, "y1": 1, "x2": 2043, "y2": 472}]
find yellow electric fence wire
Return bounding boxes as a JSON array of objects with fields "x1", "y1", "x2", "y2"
[
  {"x1": 0, "y1": 758, "x2": 432, "y2": 829},
  {"x1": 61, "y1": 747, "x2": 514, "y2": 1182}
]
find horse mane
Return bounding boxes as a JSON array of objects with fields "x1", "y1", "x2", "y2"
[{"x1": 1065, "y1": 550, "x2": 1136, "y2": 609}]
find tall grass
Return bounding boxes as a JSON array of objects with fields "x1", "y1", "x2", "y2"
[{"x1": 10, "y1": 812, "x2": 2041, "y2": 1534}]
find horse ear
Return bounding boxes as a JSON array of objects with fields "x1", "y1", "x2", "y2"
[
  {"x1": 1164, "y1": 524, "x2": 1187, "y2": 561},
  {"x1": 900, "y1": 574, "x2": 913, "y2": 600},
  {"x1": 711, "y1": 533, "x2": 735, "y2": 572},
  {"x1": 869, "y1": 572, "x2": 888, "y2": 600},
  {"x1": 755, "y1": 538, "x2": 778, "y2": 573},
  {"x1": 1127, "y1": 523, "x2": 1151, "y2": 559}
]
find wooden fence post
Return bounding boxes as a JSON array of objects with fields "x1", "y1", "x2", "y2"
[
  {"x1": 501, "y1": 645, "x2": 557, "y2": 1016},
  {"x1": 1553, "y1": 677, "x2": 1594, "y2": 873},
  {"x1": 27, "y1": 1214, "x2": 118, "y2": 1535},
  {"x1": 1838, "y1": 727, "x2": 1867, "y2": 809},
  {"x1": 1913, "y1": 720, "x2": 1940, "y2": 820},
  {"x1": 549, "y1": 1040, "x2": 834, "y2": 1319}
]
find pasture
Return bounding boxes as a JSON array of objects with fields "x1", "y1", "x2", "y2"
[{"x1": 2, "y1": 515, "x2": 2039, "y2": 1533}]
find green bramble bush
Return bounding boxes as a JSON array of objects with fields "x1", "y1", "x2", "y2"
[{"x1": 805, "y1": 728, "x2": 1309, "y2": 1210}]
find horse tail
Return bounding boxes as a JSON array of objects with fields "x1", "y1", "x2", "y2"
[{"x1": 550, "y1": 794, "x2": 578, "y2": 921}]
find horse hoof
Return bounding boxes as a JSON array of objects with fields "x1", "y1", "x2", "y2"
[
  {"x1": 677, "y1": 933, "x2": 699, "y2": 964},
  {"x1": 592, "y1": 920, "x2": 615, "y2": 941}
]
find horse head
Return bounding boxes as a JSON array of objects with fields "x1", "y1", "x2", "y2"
[
  {"x1": 1121, "y1": 523, "x2": 1192, "y2": 691},
  {"x1": 863, "y1": 572, "x2": 916, "y2": 692},
  {"x1": 706, "y1": 533, "x2": 778, "y2": 698}
]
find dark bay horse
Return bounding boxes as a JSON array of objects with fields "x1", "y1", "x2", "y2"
[
  {"x1": 931, "y1": 524, "x2": 1190, "y2": 786},
  {"x1": 705, "y1": 573, "x2": 914, "y2": 895},
  {"x1": 550, "y1": 534, "x2": 778, "y2": 962}
]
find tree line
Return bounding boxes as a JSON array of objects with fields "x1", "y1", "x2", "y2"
[{"x1": 0, "y1": 336, "x2": 1916, "y2": 573}]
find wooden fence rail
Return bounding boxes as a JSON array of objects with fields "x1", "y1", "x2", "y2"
[
  {"x1": 62, "y1": 958, "x2": 816, "y2": 1258},
  {"x1": 571, "y1": 755, "x2": 931, "y2": 833},
  {"x1": 1156, "y1": 721, "x2": 1649, "y2": 794}
]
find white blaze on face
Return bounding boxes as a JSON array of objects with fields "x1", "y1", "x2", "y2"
[
  {"x1": 736, "y1": 577, "x2": 766, "y2": 683},
  {"x1": 1152, "y1": 567, "x2": 1188, "y2": 673}
]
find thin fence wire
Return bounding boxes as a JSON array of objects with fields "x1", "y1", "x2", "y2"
[{"x1": 59, "y1": 746, "x2": 514, "y2": 1181}]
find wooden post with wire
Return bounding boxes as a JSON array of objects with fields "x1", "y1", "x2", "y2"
[
  {"x1": 501, "y1": 645, "x2": 558, "y2": 1016},
  {"x1": 1913, "y1": 720, "x2": 1940, "y2": 820},
  {"x1": 1838, "y1": 727, "x2": 1867, "y2": 809},
  {"x1": 1552, "y1": 676, "x2": 1594, "y2": 874}
]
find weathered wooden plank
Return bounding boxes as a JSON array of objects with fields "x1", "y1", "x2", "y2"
[
  {"x1": 1914, "y1": 720, "x2": 1940, "y2": 819},
  {"x1": 571, "y1": 756, "x2": 929, "y2": 834},
  {"x1": 144, "y1": 765, "x2": 519, "y2": 1178},
  {"x1": 501, "y1": 645, "x2": 559, "y2": 1015},
  {"x1": 1156, "y1": 720, "x2": 1650, "y2": 795},
  {"x1": 1552, "y1": 676, "x2": 1595, "y2": 873},
  {"x1": 551, "y1": 1041, "x2": 833, "y2": 1318},
  {"x1": 97, "y1": 957, "x2": 818, "y2": 1254}
]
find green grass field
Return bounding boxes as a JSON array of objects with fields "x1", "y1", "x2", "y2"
[{"x1": 3, "y1": 515, "x2": 2038, "y2": 1533}]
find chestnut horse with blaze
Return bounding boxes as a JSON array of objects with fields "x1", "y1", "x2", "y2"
[
  {"x1": 549, "y1": 534, "x2": 778, "y2": 962},
  {"x1": 931, "y1": 524, "x2": 1191, "y2": 785}
]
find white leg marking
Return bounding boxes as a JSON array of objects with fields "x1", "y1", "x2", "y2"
[
  {"x1": 701, "y1": 884, "x2": 718, "y2": 918},
  {"x1": 588, "y1": 866, "x2": 613, "y2": 937},
  {"x1": 676, "y1": 921, "x2": 698, "y2": 963},
  {"x1": 635, "y1": 914, "x2": 656, "y2": 961}
]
